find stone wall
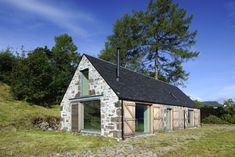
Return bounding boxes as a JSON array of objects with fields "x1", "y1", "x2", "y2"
[{"x1": 60, "y1": 56, "x2": 122, "y2": 139}]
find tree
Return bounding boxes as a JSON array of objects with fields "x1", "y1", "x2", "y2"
[
  {"x1": 0, "y1": 48, "x2": 16, "y2": 84},
  {"x1": 99, "y1": 14, "x2": 145, "y2": 71},
  {"x1": 224, "y1": 99, "x2": 235, "y2": 108},
  {"x1": 100, "y1": 0, "x2": 199, "y2": 85},
  {"x1": 11, "y1": 47, "x2": 54, "y2": 105},
  {"x1": 50, "y1": 34, "x2": 81, "y2": 104},
  {"x1": 11, "y1": 34, "x2": 81, "y2": 106},
  {"x1": 194, "y1": 100, "x2": 204, "y2": 108},
  {"x1": 223, "y1": 99, "x2": 235, "y2": 115}
]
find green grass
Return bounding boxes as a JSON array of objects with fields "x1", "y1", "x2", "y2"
[
  {"x1": 0, "y1": 129, "x2": 115, "y2": 157},
  {"x1": 0, "y1": 82, "x2": 234, "y2": 156},
  {"x1": 0, "y1": 83, "x2": 116, "y2": 156},
  {"x1": 0, "y1": 82, "x2": 59, "y2": 129},
  {"x1": 124, "y1": 124, "x2": 235, "y2": 157},
  {"x1": 163, "y1": 125, "x2": 235, "y2": 157}
]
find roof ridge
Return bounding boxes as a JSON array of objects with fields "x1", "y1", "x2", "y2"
[{"x1": 83, "y1": 53, "x2": 177, "y2": 88}]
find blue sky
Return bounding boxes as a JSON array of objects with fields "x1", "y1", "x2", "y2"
[{"x1": 0, "y1": 0, "x2": 235, "y2": 102}]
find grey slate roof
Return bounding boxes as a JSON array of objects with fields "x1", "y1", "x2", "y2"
[{"x1": 84, "y1": 54, "x2": 197, "y2": 109}]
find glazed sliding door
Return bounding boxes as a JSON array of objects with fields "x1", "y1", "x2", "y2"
[
  {"x1": 83, "y1": 100, "x2": 101, "y2": 131},
  {"x1": 164, "y1": 108, "x2": 172, "y2": 130},
  {"x1": 135, "y1": 104, "x2": 150, "y2": 133},
  {"x1": 188, "y1": 110, "x2": 193, "y2": 127}
]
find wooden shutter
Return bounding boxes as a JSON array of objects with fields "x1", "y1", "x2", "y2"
[
  {"x1": 123, "y1": 102, "x2": 135, "y2": 136},
  {"x1": 194, "y1": 109, "x2": 200, "y2": 127},
  {"x1": 71, "y1": 104, "x2": 79, "y2": 131},
  {"x1": 179, "y1": 109, "x2": 184, "y2": 128},
  {"x1": 173, "y1": 108, "x2": 179, "y2": 130},
  {"x1": 163, "y1": 109, "x2": 167, "y2": 130},
  {"x1": 153, "y1": 106, "x2": 162, "y2": 132},
  {"x1": 184, "y1": 110, "x2": 188, "y2": 128}
]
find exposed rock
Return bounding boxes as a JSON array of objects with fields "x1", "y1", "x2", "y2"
[{"x1": 32, "y1": 116, "x2": 60, "y2": 131}]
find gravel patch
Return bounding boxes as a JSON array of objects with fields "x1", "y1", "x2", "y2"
[{"x1": 49, "y1": 125, "x2": 235, "y2": 157}]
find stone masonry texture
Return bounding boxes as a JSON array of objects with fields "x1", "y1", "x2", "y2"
[{"x1": 60, "y1": 56, "x2": 122, "y2": 139}]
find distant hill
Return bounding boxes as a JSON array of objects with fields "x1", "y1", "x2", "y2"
[{"x1": 202, "y1": 101, "x2": 222, "y2": 107}]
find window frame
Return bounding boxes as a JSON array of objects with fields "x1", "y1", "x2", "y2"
[{"x1": 80, "y1": 69, "x2": 89, "y2": 96}]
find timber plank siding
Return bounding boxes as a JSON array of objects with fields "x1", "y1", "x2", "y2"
[{"x1": 71, "y1": 104, "x2": 79, "y2": 131}]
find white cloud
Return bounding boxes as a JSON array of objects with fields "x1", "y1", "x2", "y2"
[
  {"x1": 226, "y1": 1, "x2": 235, "y2": 15},
  {"x1": 190, "y1": 96, "x2": 202, "y2": 101},
  {"x1": 0, "y1": 0, "x2": 94, "y2": 37}
]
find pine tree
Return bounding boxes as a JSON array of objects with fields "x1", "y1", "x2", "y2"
[
  {"x1": 100, "y1": 0, "x2": 199, "y2": 85},
  {"x1": 99, "y1": 13, "x2": 145, "y2": 71}
]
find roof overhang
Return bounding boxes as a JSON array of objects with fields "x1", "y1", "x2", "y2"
[{"x1": 69, "y1": 94, "x2": 103, "y2": 103}]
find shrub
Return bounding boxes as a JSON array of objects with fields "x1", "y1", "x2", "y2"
[
  {"x1": 220, "y1": 114, "x2": 235, "y2": 124},
  {"x1": 221, "y1": 114, "x2": 232, "y2": 123},
  {"x1": 200, "y1": 106, "x2": 226, "y2": 120},
  {"x1": 202, "y1": 115, "x2": 227, "y2": 124},
  {"x1": 231, "y1": 115, "x2": 235, "y2": 124}
]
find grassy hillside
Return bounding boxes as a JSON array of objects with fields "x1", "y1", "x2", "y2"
[
  {"x1": 0, "y1": 83, "x2": 116, "y2": 156},
  {"x1": 0, "y1": 82, "x2": 59, "y2": 129}
]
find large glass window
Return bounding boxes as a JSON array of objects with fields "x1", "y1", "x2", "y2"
[
  {"x1": 135, "y1": 104, "x2": 150, "y2": 133},
  {"x1": 81, "y1": 69, "x2": 89, "y2": 96},
  {"x1": 83, "y1": 100, "x2": 101, "y2": 130}
]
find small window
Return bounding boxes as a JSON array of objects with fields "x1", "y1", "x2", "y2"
[{"x1": 81, "y1": 69, "x2": 89, "y2": 96}]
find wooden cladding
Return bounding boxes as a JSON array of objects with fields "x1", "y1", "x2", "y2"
[
  {"x1": 153, "y1": 106, "x2": 163, "y2": 132},
  {"x1": 71, "y1": 104, "x2": 79, "y2": 131},
  {"x1": 123, "y1": 101, "x2": 200, "y2": 137},
  {"x1": 173, "y1": 108, "x2": 179, "y2": 129},
  {"x1": 194, "y1": 109, "x2": 200, "y2": 126},
  {"x1": 184, "y1": 109, "x2": 188, "y2": 128},
  {"x1": 123, "y1": 102, "x2": 135, "y2": 136}
]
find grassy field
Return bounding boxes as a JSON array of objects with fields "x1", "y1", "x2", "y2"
[
  {"x1": 0, "y1": 83, "x2": 116, "y2": 156},
  {"x1": 163, "y1": 125, "x2": 235, "y2": 157},
  {"x1": 141, "y1": 124, "x2": 235, "y2": 157},
  {"x1": 0, "y1": 82, "x2": 235, "y2": 157},
  {"x1": 0, "y1": 129, "x2": 116, "y2": 156}
]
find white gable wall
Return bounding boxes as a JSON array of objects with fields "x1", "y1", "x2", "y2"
[{"x1": 60, "y1": 56, "x2": 122, "y2": 139}]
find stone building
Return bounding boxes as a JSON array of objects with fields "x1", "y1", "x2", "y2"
[{"x1": 60, "y1": 54, "x2": 200, "y2": 140}]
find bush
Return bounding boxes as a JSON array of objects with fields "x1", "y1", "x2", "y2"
[
  {"x1": 0, "y1": 49, "x2": 16, "y2": 84},
  {"x1": 221, "y1": 114, "x2": 232, "y2": 123},
  {"x1": 220, "y1": 114, "x2": 235, "y2": 124},
  {"x1": 232, "y1": 115, "x2": 235, "y2": 124},
  {"x1": 200, "y1": 106, "x2": 226, "y2": 120},
  {"x1": 202, "y1": 115, "x2": 228, "y2": 124}
]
